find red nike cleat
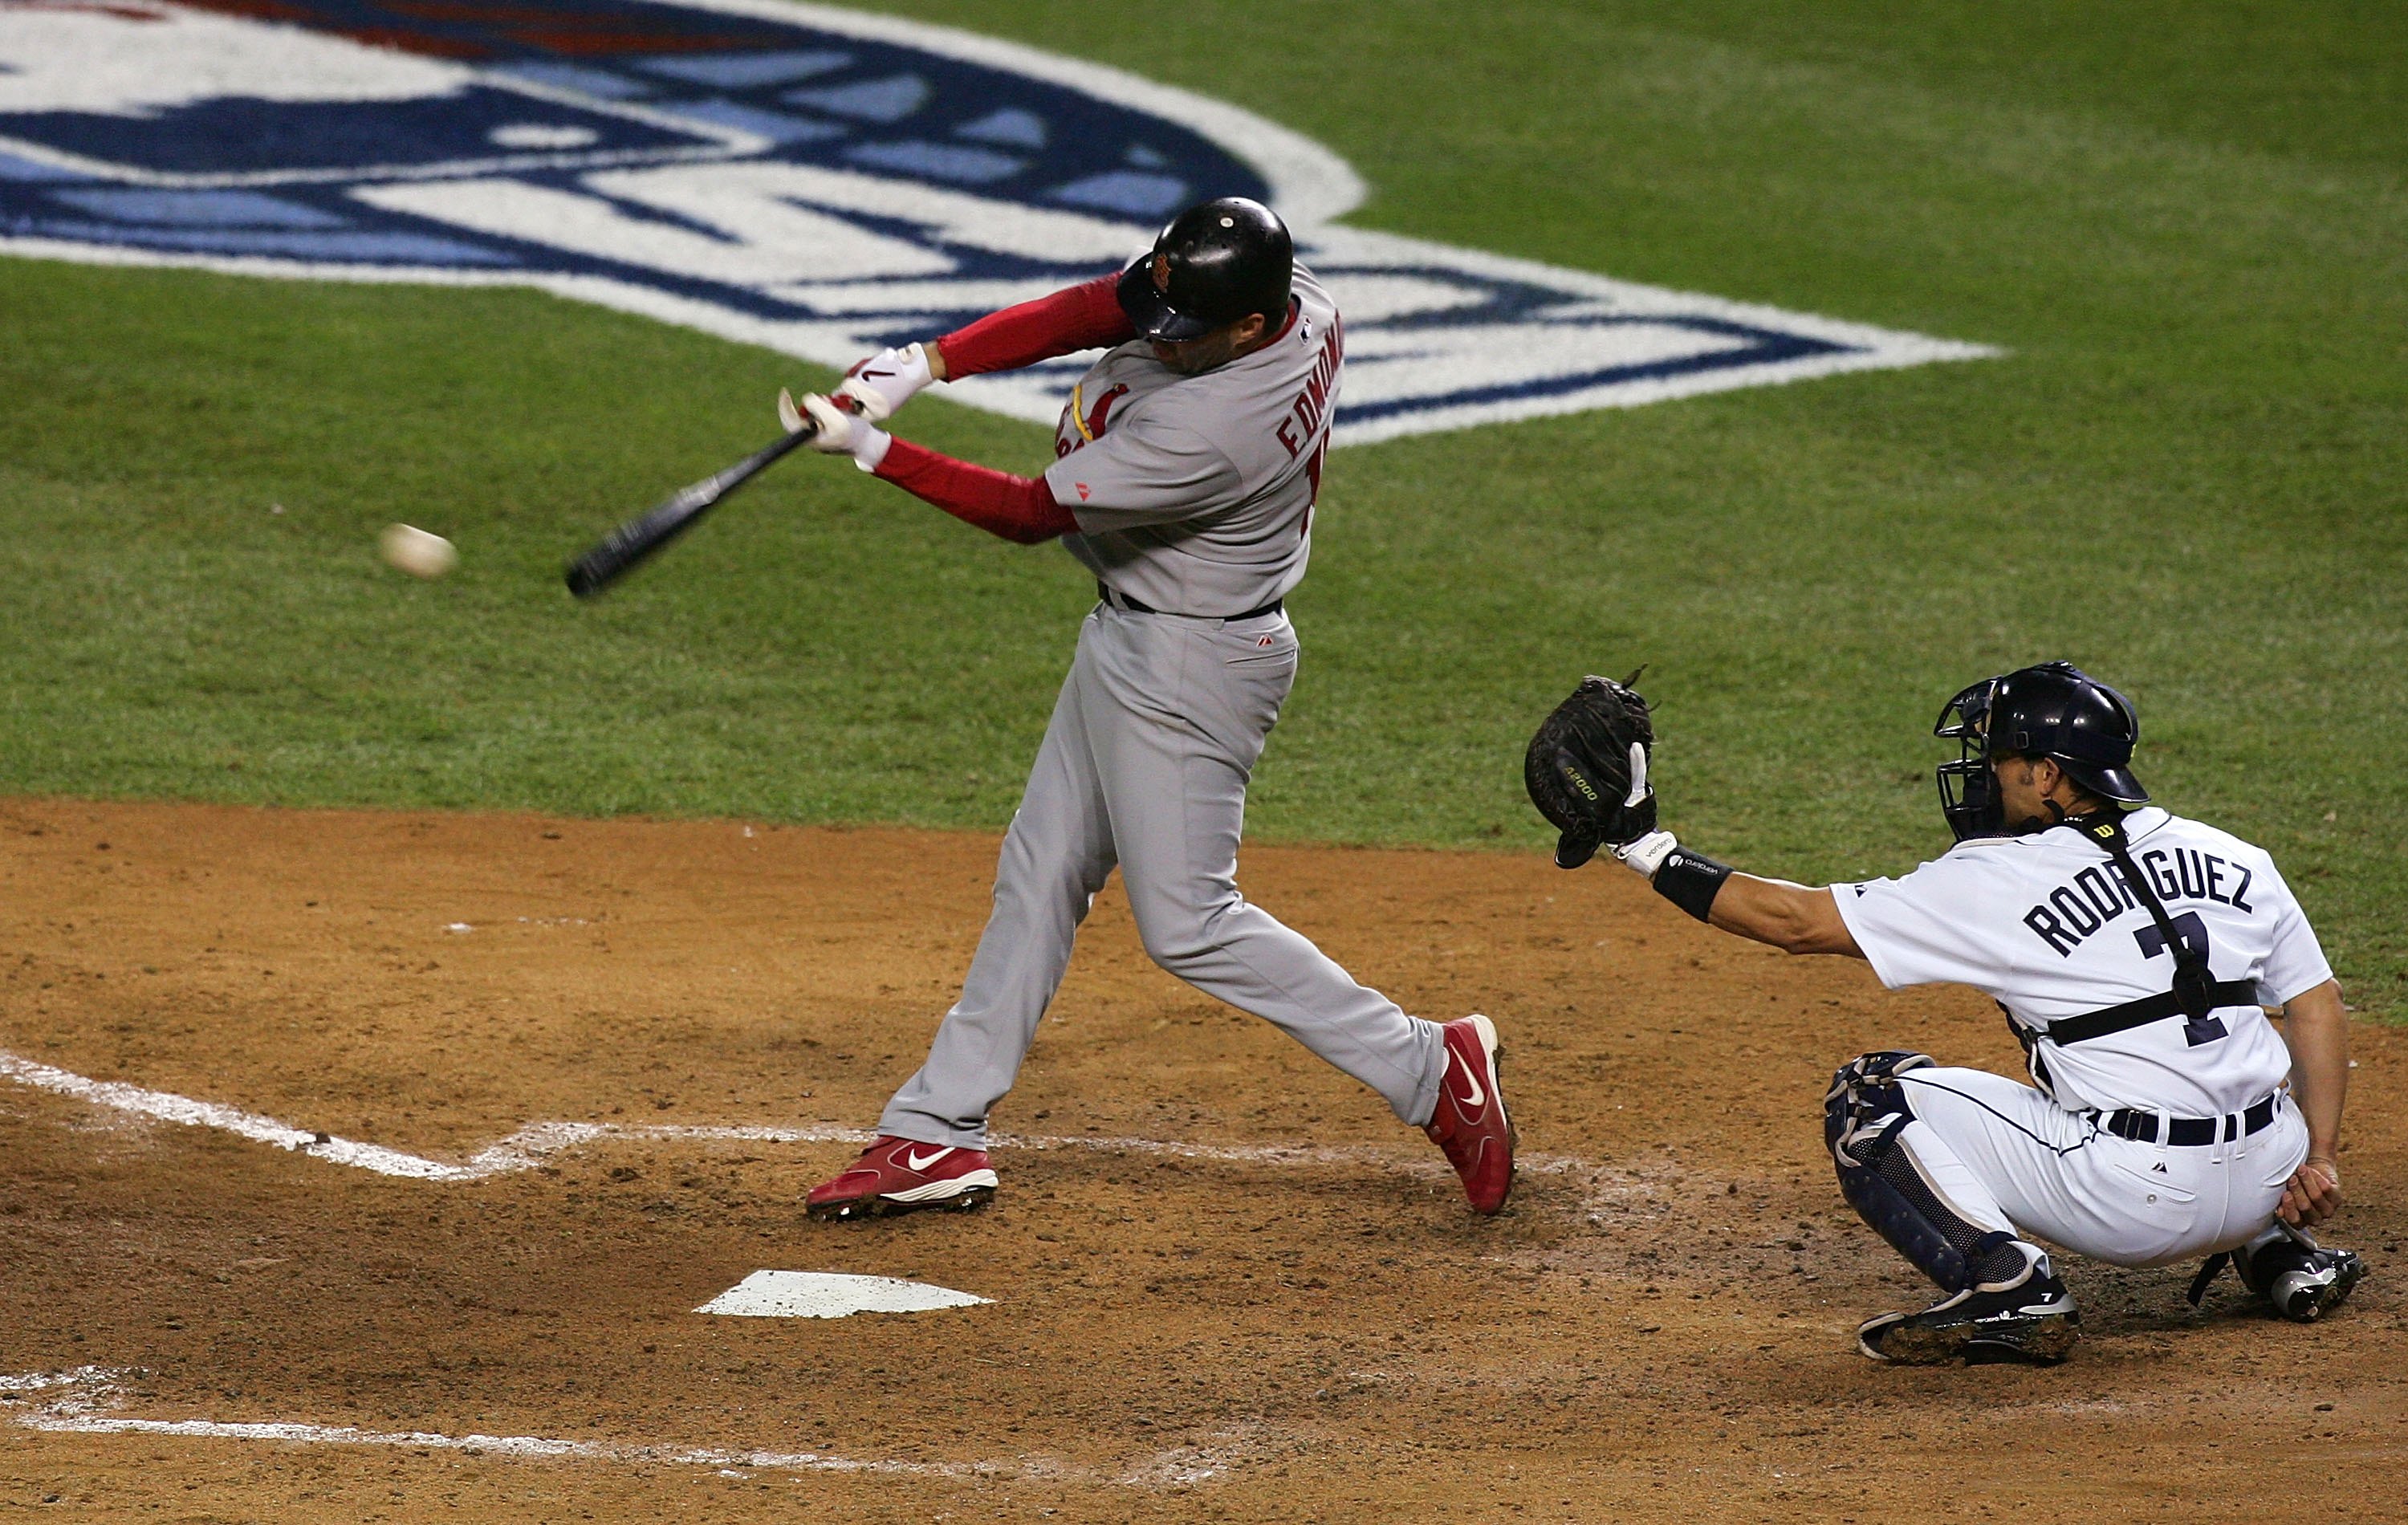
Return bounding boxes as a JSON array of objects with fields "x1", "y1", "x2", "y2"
[
  {"x1": 1425, "y1": 1014, "x2": 1515, "y2": 1214},
  {"x1": 805, "y1": 1135, "x2": 999, "y2": 1222}
]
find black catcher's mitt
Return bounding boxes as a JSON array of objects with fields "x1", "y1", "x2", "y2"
[{"x1": 1524, "y1": 670, "x2": 1656, "y2": 869}]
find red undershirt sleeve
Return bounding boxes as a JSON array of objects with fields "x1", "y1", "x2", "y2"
[
  {"x1": 874, "y1": 437, "x2": 1079, "y2": 545},
  {"x1": 933, "y1": 273, "x2": 1135, "y2": 378}
]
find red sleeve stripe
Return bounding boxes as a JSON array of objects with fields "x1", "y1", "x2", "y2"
[
  {"x1": 933, "y1": 272, "x2": 1135, "y2": 379},
  {"x1": 873, "y1": 437, "x2": 1078, "y2": 545}
]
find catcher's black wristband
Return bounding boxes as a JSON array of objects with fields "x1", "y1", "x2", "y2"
[{"x1": 1652, "y1": 846, "x2": 1733, "y2": 922}]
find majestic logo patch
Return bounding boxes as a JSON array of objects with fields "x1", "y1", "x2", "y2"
[{"x1": 0, "y1": 0, "x2": 1995, "y2": 444}]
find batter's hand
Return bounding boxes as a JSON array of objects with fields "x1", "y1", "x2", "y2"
[
  {"x1": 835, "y1": 342, "x2": 935, "y2": 422},
  {"x1": 2277, "y1": 1155, "x2": 2341, "y2": 1228},
  {"x1": 780, "y1": 389, "x2": 891, "y2": 472}
]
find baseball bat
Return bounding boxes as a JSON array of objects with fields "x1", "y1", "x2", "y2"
[{"x1": 563, "y1": 413, "x2": 819, "y2": 599}]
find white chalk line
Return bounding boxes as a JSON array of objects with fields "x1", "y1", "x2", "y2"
[
  {"x1": 0, "y1": 1047, "x2": 1603, "y2": 1185},
  {"x1": 0, "y1": 1367, "x2": 1210, "y2": 1485}
]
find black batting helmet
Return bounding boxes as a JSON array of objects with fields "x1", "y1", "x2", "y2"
[
  {"x1": 1117, "y1": 197, "x2": 1294, "y2": 342},
  {"x1": 1934, "y1": 660, "x2": 2146, "y2": 840}
]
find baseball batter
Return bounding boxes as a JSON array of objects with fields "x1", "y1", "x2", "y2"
[
  {"x1": 782, "y1": 198, "x2": 1514, "y2": 1222},
  {"x1": 1527, "y1": 661, "x2": 2362, "y2": 1363}
]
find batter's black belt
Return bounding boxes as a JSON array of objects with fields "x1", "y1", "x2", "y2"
[
  {"x1": 2094, "y1": 1091, "x2": 2280, "y2": 1147},
  {"x1": 1098, "y1": 581, "x2": 1283, "y2": 622},
  {"x1": 2040, "y1": 978, "x2": 2262, "y2": 1046}
]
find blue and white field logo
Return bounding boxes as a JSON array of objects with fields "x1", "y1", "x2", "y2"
[{"x1": 0, "y1": 0, "x2": 1993, "y2": 444}]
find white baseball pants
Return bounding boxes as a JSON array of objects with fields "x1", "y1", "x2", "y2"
[{"x1": 1892, "y1": 1068, "x2": 2308, "y2": 1268}]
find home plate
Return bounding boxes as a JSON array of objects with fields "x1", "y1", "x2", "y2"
[{"x1": 695, "y1": 1271, "x2": 991, "y2": 1320}]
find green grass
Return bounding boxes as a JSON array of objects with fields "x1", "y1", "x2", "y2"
[{"x1": 1, "y1": 2, "x2": 2402, "y2": 1008}]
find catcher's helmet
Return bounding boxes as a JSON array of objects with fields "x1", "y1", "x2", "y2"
[
  {"x1": 1935, "y1": 661, "x2": 2146, "y2": 840},
  {"x1": 1117, "y1": 197, "x2": 1294, "y2": 342}
]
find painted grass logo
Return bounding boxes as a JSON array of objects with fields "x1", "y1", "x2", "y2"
[{"x1": 0, "y1": 0, "x2": 1994, "y2": 444}]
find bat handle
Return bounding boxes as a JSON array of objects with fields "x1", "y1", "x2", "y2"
[{"x1": 562, "y1": 393, "x2": 855, "y2": 600}]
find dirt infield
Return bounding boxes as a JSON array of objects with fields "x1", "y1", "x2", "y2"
[{"x1": 2, "y1": 799, "x2": 2400, "y2": 1522}]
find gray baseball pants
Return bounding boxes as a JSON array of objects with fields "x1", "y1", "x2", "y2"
[{"x1": 879, "y1": 600, "x2": 1446, "y2": 1149}]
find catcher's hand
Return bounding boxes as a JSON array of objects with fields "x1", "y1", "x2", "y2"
[
  {"x1": 1524, "y1": 670, "x2": 1656, "y2": 869},
  {"x1": 2279, "y1": 1155, "x2": 2342, "y2": 1229}
]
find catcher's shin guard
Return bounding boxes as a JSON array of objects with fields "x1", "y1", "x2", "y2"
[{"x1": 1825, "y1": 1052, "x2": 2030, "y2": 1293}]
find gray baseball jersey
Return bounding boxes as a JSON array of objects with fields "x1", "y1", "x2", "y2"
[{"x1": 1043, "y1": 266, "x2": 1340, "y2": 616}]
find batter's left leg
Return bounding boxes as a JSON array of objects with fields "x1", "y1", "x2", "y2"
[{"x1": 1083, "y1": 608, "x2": 1448, "y2": 1131}]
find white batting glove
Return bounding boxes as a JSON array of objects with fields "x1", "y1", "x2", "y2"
[
  {"x1": 779, "y1": 388, "x2": 891, "y2": 472},
  {"x1": 1616, "y1": 830, "x2": 1678, "y2": 879},
  {"x1": 833, "y1": 342, "x2": 934, "y2": 423}
]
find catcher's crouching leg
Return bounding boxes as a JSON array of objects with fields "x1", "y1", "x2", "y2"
[
  {"x1": 1825, "y1": 1052, "x2": 2079, "y2": 1364},
  {"x1": 1826, "y1": 1052, "x2": 2028, "y2": 1291}
]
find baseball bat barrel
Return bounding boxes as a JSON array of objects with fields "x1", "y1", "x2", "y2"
[{"x1": 563, "y1": 422, "x2": 817, "y2": 599}]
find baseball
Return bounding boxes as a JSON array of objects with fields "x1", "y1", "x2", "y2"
[{"x1": 379, "y1": 523, "x2": 458, "y2": 580}]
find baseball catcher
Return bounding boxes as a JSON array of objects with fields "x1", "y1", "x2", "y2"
[{"x1": 1529, "y1": 661, "x2": 2362, "y2": 1364}]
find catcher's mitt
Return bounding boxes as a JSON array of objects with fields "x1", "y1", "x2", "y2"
[{"x1": 1524, "y1": 670, "x2": 1655, "y2": 868}]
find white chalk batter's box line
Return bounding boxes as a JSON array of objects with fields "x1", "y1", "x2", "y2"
[
  {"x1": 0, "y1": 1367, "x2": 1236, "y2": 1487},
  {"x1": 0, "y1": 1046, "x2": 1613, "y2": 1185},
  {"x1": 0, "y1": 1051, "x2": 1666, "y2": 1481},
  {"x1": 0, "y1": 1056, "x2": 1347, "y2": 1486}
]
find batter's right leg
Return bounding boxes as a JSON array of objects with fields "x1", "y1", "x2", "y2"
[
  {"x1": 807, "y1": 621, "x2": 1117, "y2": 1222},
  {"x1": 1075, "y1": 608, "x2": 1505, "y2": 1212},
  {"x1": 877, "y1": 624, "x2": 1117, "y2": 1149},
  {"x1": 1080, "y1": 609, "x2": 1446, "y2": 1128}
]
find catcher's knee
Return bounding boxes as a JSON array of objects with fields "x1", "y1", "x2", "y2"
[
  {"x1": 1823, "y1": 1049, "x2": 1932, "y2": 1147},
  {"x1": 1824, "y1": 1050, "x2": 1929, "y2": 1218},
  {"x1": 1825, "y1": 1051, "x2": 2020, "y2": 1292}
]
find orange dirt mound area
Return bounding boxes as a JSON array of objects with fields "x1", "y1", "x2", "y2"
[{"x1": 0, "y1": 798, "x2": 2400, "y2": 1523}]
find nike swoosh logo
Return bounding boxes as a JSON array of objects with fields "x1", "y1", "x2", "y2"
[
  {"x1": 1452, "y1": 1055, "x2": 1487, "y2": 1111},
  {"x1": 905, "y1": 1147, "x2": 952, "y2": 1172}
]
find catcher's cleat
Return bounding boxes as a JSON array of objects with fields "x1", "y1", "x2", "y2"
[
  {"x1": 1424, "y1": 1015, "x2": 1515, "y2": 1215},
  {"x1": 1857, "y1": 1265, "x2": 2081, "y2": 1366},
  {"x1": 2224, "y1": 1224, "x2": 2366, "y2": 1323},
  {"x1": 805, "y1": 1136, "x2": 998, "y2": 1222}
]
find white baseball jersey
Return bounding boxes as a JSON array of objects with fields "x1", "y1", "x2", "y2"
[
  {"x1": 1043, "y1": 266, "x2": 1340, "y2": 617},
  {"x1": 1832, "y1": 807, "x2": 2332, "y2": 1117}
]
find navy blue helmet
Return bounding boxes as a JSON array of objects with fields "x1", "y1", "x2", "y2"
[{"x1": 1935, "y1": 661, "x2": 2146, "y2": 840}]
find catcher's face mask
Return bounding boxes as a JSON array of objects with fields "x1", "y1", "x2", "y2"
[{"x1": 1934, "y1": 677, "x2": 2006, "y2": 842}]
